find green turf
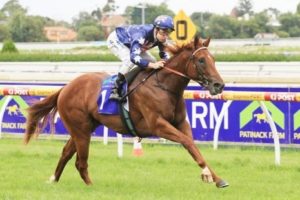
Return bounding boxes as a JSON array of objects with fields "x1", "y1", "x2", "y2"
[{"x1": 0, "y1": 138, "x2": 299, "y2": 200}]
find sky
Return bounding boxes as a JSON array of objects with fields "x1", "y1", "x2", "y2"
[{"x1": 0, "y1": 0, "x2": 299, "y2": 22}]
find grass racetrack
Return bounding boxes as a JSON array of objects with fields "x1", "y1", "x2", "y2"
[{"x1": 0, "y1": 138, "x2": 300, "y2": 200}]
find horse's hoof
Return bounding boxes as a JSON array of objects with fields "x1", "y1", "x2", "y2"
[
  {"x1": 46, "y1": 175, "x2": 57, "y2": 184},
  {"x1": 216, "y1": 180, "x2": 229, "y2": 188}
]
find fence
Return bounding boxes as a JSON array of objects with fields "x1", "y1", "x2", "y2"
[{"x1": 1, "y1": 83, "x2": 300, "y2": 165}]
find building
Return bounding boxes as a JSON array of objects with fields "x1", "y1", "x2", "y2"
[
  {"x1": 44, "y1": 26, "x2": 77, "y2": 42},
  {"x1": 100, "y1": 14, "x2": 128, "y2": 38}
]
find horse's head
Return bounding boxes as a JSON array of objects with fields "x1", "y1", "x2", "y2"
[{"x1": 166, "y1": 36, "x2": 224, "y2": 95}]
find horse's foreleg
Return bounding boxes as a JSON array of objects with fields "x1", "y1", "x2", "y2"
[
  {"x1": 51, "y1": 138, "x2": 76, "y2": 183},
  {"x1": 177, "y1": 121, "x2": 217, "y2": 180},
  {"x1": 156, "y1": 118, "x2": 228, "y2": 188}
]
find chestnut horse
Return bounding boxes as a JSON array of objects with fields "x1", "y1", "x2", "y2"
[{"x1": 24, "y1": 36, "x2": 228, "y2": 188}]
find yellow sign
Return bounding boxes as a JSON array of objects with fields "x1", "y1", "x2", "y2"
[{"x1": 170, "y1": 10, "x2": 197, "y2": 45}]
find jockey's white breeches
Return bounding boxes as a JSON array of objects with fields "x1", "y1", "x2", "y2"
[{"x1": 107, "y1": 31, "x2": 156, "y2": 74}]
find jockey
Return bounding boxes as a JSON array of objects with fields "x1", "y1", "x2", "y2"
[{"x1": 107, "y1": 15, "x2": 175, "y2": 100}]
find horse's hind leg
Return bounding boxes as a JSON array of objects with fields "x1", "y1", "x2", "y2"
[
  {"x1": 73, "y1": 134, "x2": 92, "y2": 185},
  {"x1": 58, "y1": 108, "x2": 94, "y2": 185},
  {"x1": 50, "y1": 138, "x2": 76, "y2": 183},
  {"x1": 60, "y1": 120, "x2": 93, "y2": 185}
]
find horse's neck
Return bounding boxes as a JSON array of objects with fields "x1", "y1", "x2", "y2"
[
  {"x1": 167, "y1": 53, "x2": 189, "y2": 73},
  {"x1": 158, "y1": 54, "x2": 190, "y2": 95}
]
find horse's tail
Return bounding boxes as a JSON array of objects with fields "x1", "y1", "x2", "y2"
[{"x1": 24, "y1": 88, "x2": 62, "y2": 144}]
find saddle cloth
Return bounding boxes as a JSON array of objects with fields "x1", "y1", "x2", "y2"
[
  {"x1": 97, "y1": 75, "x2": 128, "y2": 115},
  {"x1": 97, "y1": 75, "x2": 138, "y2": 137}
]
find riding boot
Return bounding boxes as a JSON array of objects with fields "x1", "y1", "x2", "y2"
[{"x1": 109, "y1": 73, "x2": 126, "y2": 100}]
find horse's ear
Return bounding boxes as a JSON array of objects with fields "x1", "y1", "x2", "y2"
[
  {"x1": 203, "y1": 37, "x2": 211, "y2": 47},
  {"x1": 194, "y1": 35, "x2": 200, "y2": 49}
]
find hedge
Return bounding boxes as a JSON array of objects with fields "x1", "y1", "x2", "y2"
[
  {"x1": 0, "y1": 53, "x2": 119, "y2": 62},
  {"x1": 0, "y1": 52, "x2": 300, "y2": 62}
]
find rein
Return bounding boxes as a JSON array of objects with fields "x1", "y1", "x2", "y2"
[
  {"x1": 162, "y1": 67, "x2": 190, "y2": 80},
  {"x1": 120, "y1": 69, "x2": 157, "y2": 102}
]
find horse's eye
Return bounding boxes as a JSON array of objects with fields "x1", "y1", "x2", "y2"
[{"x1": 198, "y1": 59, "x2": 205, "y2": 65}]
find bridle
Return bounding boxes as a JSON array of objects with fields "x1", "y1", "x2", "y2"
[{"x1": 163, "y1": 47, "x2": 211, "y2": 87}]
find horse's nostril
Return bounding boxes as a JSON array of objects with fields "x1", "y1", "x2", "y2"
[{"x1": 213, "y1": 82, "x2": 224, "y2": 91}]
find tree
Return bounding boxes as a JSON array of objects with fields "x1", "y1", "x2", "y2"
[
  {"x1": 252, "y1": 12, "x2": 272, "y2": 33},
  {"x1": 145, "y1": 3, "x2": 174, "y2": 24},
  {"x1": 279, "y1": 13, "x2": 300, "y2": 37},
  {"x1": 10, "y1": 13, "x2": 47, "y2": 42},
  {"x1": 236, "y1": 0, "x2": 254, "y2": 17},
  {"x1": 24, "y1": 16, "x2": 47, "y2": 42},
  {"x1": 72, "y1": 11, "x2": 105, "y2": 41},
  {"x1": 0, "y1": 24, "x2": 10, "y2": 41},
  {"x1": 125, "y1": 3, "x2": 174, "y2": 24},
  {"x1": 264, "y1": 8, "x2": 280, "y2": 18},
  {"x1": 0, "y1": 11, "x2": 6, "y2": 21},
  {"x1": 9, "y1": 13, "x2": 24, "y2": 41},
  {"x1": 191, "y1": 12, "x2": 213, "y2": 38},
  {"x1": 102, "y1": 0, "x2": 118, "y2": 14},
  {"x1": 91, "y1": 7, "x2": 102, "y2": 21},
  {"x1": 37, "y1": 16, "x2": 57, "y2": 27},
  {"x1": 206, "y1": 15, "x2": 239, "y2": 39},
  {"x1": 297, "y1": 2, "x2": 300, "y2": 15},
  {"x1": 240, "y1": 19, "x2": 260, "y2": 38},
  {"x1": 77, "y1": 26, "x2": 104, "y2": 41},
  {"x1": 72, "y1": 12, "x2": 98, "y2": 31},
  {"x1": 0, "y1": 0, "x2": 26, "y2": 18},
  {"x1": 124, "y1": 6, "x2": 138, "y2": 24}
]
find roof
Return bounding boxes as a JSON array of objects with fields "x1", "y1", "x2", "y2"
[{"x1": 100, "y1": 15, "x2": 128, "y2": 27}]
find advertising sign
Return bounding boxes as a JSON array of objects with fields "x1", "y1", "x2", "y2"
[
  {"x1": 1, "y1": 83, "x2": 300, "y2": 145},
  {"x1": 170, "y1": 10, "x2": 196, "y2": 45},
  {"x1": 185, "y1": 99, "x2": 289, "y2": 144},
  {"x1": 291, "y1": 102, "x2": 300, "y2": 144}
]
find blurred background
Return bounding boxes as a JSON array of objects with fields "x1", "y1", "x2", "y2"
[{"x1": 1, "y1": 0, "x2": 300, "y2": 42}]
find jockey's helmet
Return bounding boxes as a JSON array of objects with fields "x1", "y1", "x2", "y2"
[{"x1": 153, "y1": 15, "x2": 174, "y2": 32}]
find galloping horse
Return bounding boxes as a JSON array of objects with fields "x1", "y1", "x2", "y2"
[{"x1": 24, "y1": 36, "x2": 228, "y2": 188}]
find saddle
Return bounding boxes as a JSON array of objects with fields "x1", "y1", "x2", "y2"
[{"x1": 97, "y1": 67, "x2": 142, "y2": 137}]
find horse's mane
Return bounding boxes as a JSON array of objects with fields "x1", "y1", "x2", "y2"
[
  {"x1": 164, "y1": 35, "x2": 211, "y2": 64},
  {"x1": 165, "y1": 35, "x2": 201, "y2": 55}
]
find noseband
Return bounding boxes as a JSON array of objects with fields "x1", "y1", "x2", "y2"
[{"x1": 163, "y1": 47, "x2": 211, "y2": 87}]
